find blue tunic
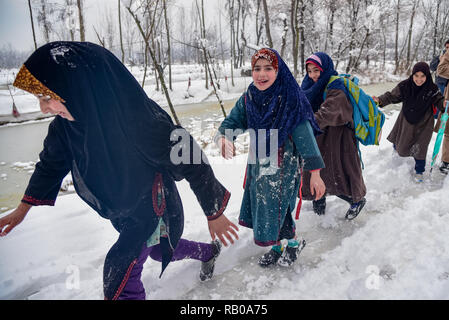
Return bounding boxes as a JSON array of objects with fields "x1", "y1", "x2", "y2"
[{"x1": 217, "y1": 96, "x2": 324, "y2": 246}]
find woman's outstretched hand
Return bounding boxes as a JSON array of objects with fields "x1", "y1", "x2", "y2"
[
  {"x1": 207, "y1": 214, "x2": 239, "y2": 247},
  {"x1": 0, "y1": 203, "x2": 32, "y2": 237}
]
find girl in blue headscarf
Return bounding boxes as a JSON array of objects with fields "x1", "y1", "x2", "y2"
[
  {"x1": 300, "y1": 52, "x2": 367, "y2": 220},
  {"x1": 215, "y1": 48, "x2": 326, "y2": 267}
]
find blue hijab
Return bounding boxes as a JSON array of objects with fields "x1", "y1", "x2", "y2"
[
  {"x1": 301, "y1": 52, "x2": 346, "y2": 112},
  {"x1": 245, "y1": 48, "x2": 321, "y2": 157}
]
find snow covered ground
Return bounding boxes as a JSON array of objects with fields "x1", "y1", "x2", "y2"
[
  {"x1": 0, "y1": 105, "x2": 448, "y2": 300},
  {"x1": 1, "y1": 62, "x2": 448, "y2": 300}
]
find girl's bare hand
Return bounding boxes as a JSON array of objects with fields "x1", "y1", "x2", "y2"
[
  {"x1": 207, "y1": 214, "x2": 239, "y2": 247},
  {"x1": 310, "y1": 170, "x2": 326, "y2": 201},
  {"x1": 0, "y1": 203, "x2": 31, "y2": 237},
  {"x1": 218, "y1": 137, "x2": 236, "y2": 160}
]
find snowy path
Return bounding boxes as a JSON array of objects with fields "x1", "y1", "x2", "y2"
[{"x1": 1, "y1": 88, "x2": 449, "y2": 300}]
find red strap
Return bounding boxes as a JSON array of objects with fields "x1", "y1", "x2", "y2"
[
  {"x1": 243, "y1": 164, "x2": 248, "y2": 189},
  {"x1": 295, "y1": 167, "x2": 303, "y2": 220}
]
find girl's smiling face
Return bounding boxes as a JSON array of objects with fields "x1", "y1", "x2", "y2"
[
  {"x1": 412, "y1": 71, "x2": 426, "y2": 87},
  {"x1": 307, "y1": 64, "x2": 321, "y2": 83},
  {"x1": 252, "y1": 58, "x2": 277, "y2": 91}
]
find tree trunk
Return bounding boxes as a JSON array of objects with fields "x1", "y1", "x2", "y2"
[
  {"x1": 280, "y1": 15, "x2": 288, "y2": 59},
  {"x1": 77, "y1": 0, "x2": 85, "y2": 41},
  {"x1": 125, "y1": 0, "x2": 180, "y2": 126},
  {"x1": 394, "y1": 0, "x2": 400, "y2": 74},
  {"x1": 239, "y1": 0, "x2": 248, "y2": 68},
  {"x1": 195, "y1": 0, "x2": 208, "y2": 89},
  {"x1": 235, "y1": 0, "x2": 241, "y2": 68},
  {"x1": 218, "y1": 0, "x2": 225, "y2": 66},
  {"x1": 66, "y1": 0, "x2": 75, "y2": 42},
  {"x1": 405, "y1": 0, "x2": 417, "y2": 70},
  {"x1": 353, "y1": 27, "x2": 370, "y2": 72},
  {"x1": 326, "y1": 2, "x2": 336, "y2": 54},
  {"x1": 345, "y1": 0, "x2": 359, "y2": 73},
  {"x1": 202, "y1": 45, "x2": 227, "y2": 117},
  {"x1": 118, "y1": 0, "x2": 125, "y2": 63},
  {"x1": 93, "y1": 26, "x2": 105, "y2": 47},
  {"x1": 262, "y1": 0, "x2": 273, "y2": 48},
  {"x1": 40, "y1": 0, "x2": 50, "y2": 43},
  {"x1": 255, "y1": 0, "x2": 263, "y2": 46},
  {"x1": 163, "y1": 0, "x2": 172, "y2": 90},
  {"x1": 290, "y1": 0, "x2": 297, "y2": 77},
  {"x1": 299, "y1": 0, "x2": 305, "y2": 75},
  {"x1": 28, "y1": 0, "x2": 37, "y2": 50},
  {"x1": 229, "y1": 0, "x2": 235, "y2": 86},
  {"x1": 433, "y1": 0, "x2": 441, "y2": 56}
]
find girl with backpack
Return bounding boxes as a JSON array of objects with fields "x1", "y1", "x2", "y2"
[
  {"x1": 215, "y1": 48, "x2": 326, "y2": 267},
  {"x1": 373, "y1": 62, "x2": 445, "y2": 181},
  {"x1": 300, "y1": 52, "x2": 367, "y2": 220}
]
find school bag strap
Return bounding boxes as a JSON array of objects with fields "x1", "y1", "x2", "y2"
[
  {"x1": 323, "y1": 74, "x2": 385, "y2": 146},
  {"x1": 323, "y1": 74, "x2": 386, "y2": 169}
]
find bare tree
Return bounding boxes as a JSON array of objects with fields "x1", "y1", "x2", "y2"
[
  {"x1": 227, "y1": 0, "x2": 236, "y2": 86},
  {"x1": 279, "y1": 13, "x2": 288, "y2": 58},
  {"x1": 195, "y1": 0, "x2": 208, "y2": 89},
  {"x1": 290, "y1": 0, "x2": 299, "y2": 78},
  {"x1": 64, "y1": 0, "x2": 77, "y2": 41},
  {"x1": 298, "y1": 0, "x2": 306, "y2": 75},
  {"x1": 76, "y1": 0, "x2": 85, "y2": 41},
  {"x1": 323, "y1": 0, "x2": 338, "y2": 54},
  {"x1": 118, "y1": 0, "x2": 125, "y2": 63},
  {"x1": 255, "y1": 0, "x2": 264, "y2": 46},
  {"x1": 163, "y1": 0, "x2": 172, "y2": 90},
  {"x1": 405, "y1": 0, "x2": 418, "y2": 72},
  {"x1": 262, "y1": 0, "x2": 273, "y2": 47},
  {"x1": 37, "y1": 0, "x2": 51, "y2": 43},
  {"x1": 345, "y1": 0, "x2": 361, "y2": 73},
  {"x1": 125, "y1": 0, "x2": 180, "y2": 125},
  {"x1": 394, "y1": 0, "x2": 401, "y2": 74},
  {"x1": 28, "y1": 0, "x2": 38, "y2": 50}
]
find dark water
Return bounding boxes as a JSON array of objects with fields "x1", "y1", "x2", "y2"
[
  {"x1": 0, "y1": 99, "x2": 238, "y2": 213},
  {"x1": 0, "y1": 120, "x2": 50, "y2": 212}
]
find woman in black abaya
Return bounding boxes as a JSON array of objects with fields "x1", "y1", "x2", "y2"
[{"x1": 0, "y1": 42, "x2": 238, "y2": 300}]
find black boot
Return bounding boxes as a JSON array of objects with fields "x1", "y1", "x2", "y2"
[
  {"x1": 278, "y1": 239, "x2": 306, "y2": 267},
  {"x1": 258, "y1": 248, "x2": 282, "y2": 267},
  {"x1": 345, "y1": 198, "x2": 367, "y2": 220},
  {"x1": 440, "y1": 162, "x2": 449, "y2": 175},
  {"x1": 199, "y1": 240, "x2": 222, "y2": 281},
  {"x1": 312, "y1": 197, "x2": 326, "y2": 216}
]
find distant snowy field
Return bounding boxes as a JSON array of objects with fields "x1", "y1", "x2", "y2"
[
  {"x1": 0, "y1": 105, "x2": 448, "y2": 300},
  {"x1": 0, "y1": 61, "x2": 403, "y2": 116}
]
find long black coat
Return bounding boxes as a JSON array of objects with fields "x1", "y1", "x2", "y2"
[{"x1": 15, "y1": 42, "x2": 230, "y2": 297}]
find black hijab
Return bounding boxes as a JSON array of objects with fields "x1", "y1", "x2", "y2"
[
  {"x1": 18, "y1": 42, "x2": 201, "y2": 218},
  {"x1": 399, "y1": 62, "x2": 440, "y2": 124}
]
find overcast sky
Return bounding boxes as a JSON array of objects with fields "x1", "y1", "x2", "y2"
[
  {"x1": 0, "y1": 0, "x2": 35, "y2": 51},
  {"x1": 0, "y1": 0, "x2": 221, "y2": 53}
]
